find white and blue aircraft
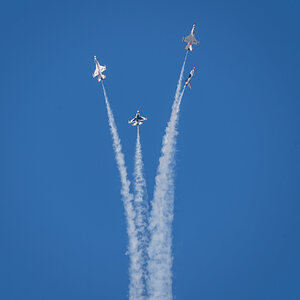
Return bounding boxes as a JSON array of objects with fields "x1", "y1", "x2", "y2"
[
  {"x1": 185, "y1": 66, "x2": 196, "y2": 88},
  {"x1": 128, "y1": 110, "x2": 147, "y2": 126},
  {"x1": 183, "y1": 23, "x2": 199, "y2": 51},
  {"x1": 92, "y1": 55, "x2": 106, "y2": 82}
]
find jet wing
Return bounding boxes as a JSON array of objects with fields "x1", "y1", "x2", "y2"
[
  {"x1": 183, "y1": 35, "x2": 193, "y2": 43},
  {"x1": 99, "y1": 65, "x2": 106, "y2": 72},
  {"x1": 192, "y1": 37, "x2": 199, "y2": 45},
  {"x1": 128, "y1": 117, "x2": 136, "y2": 124},
  {"x1": 184, "y1": 35, "x2": 199, "y2": 45},
  {"x1": 93, "y1": 69, "x2": 99, "y2": 78}
]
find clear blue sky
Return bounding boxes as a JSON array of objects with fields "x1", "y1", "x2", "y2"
[{"x1": 0, "y1": 0, "x2": 299, "y2": 299}]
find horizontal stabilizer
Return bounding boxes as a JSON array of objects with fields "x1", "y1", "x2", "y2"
[{"x1": 184, "y1": 44, "x2": 193, "y2": 51}]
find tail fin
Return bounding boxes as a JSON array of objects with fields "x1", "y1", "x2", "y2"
[
  {"x1": 97, "y1": 74, "x2": 106, "y2": 82},
  {"x1": 184, "y1": 44, "x2": 193, "y2": 51}
]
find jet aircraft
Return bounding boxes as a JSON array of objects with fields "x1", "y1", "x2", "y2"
[
  {"x1": 128, "y1": 110, "x2": 147, "y2": 126},
  {"x1": 92, "y1": 55, "x2": 106, "y2": 82},
  {"x1": 183, "y1": 23, "x2": 199, "y2": 51},
  {"x1": 185, "y1": 66, "x2": 196, "y2": 88}
]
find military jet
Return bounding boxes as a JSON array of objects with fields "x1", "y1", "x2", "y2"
[
  {"x1": 92, "y1": 55, "x2": 106, "y2": 82},
  {"x1": 185, "y1": 66, "x2": 196, "y2": 88},
  {"x1": 128, "y1": 110, "x2": 147, "y2": 126},
  {"x1": 183, "y1": 23, "x2": 199, "y2": 51}
]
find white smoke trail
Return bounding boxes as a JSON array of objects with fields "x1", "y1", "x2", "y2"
[
  {"x1": 147, "y1": 53, "x2": 188, "y2": 300},
  {"x1": 132, "y1": 126, "x2": 149, "y2": 297},
  {"x1": 101, "y1": 82, "x2": 144, "y2": 300},
  {"x1": 173, "y1": 51, "x2": 188, "y2": 109},
  {"x1": 176, "y1": 86, "x2": 186, "y2": 113}
]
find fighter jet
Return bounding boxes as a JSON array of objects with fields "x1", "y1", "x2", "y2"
[
  {"x1": 128, "y1": 110, "x2": 147, "y2": 126},
  {"x1": 185, "y1": 66, "x2": 196, "y2": 89},
  {"x1": 92, "y1": 55, "x2": 106, "y2": 82},
  {"x1": 183, "y1": 23, "x2": 199, "y2": 51}
]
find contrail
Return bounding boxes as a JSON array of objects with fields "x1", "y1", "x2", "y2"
[
  {"x1": 147, "y1": 52, "x2": 188, "y2": 300},
  {"x1": 132, "y1": 126, "x2": 149, "y2": 297},
  {"x1": 174, "y1": 51, "x2": 188, "y2": 108},
  {"x1": 176, "y1": 86, "x2": 186, "y2": 113},
  {"x1": 100, "y1": 82, "x2": 144, "y2": 300}
]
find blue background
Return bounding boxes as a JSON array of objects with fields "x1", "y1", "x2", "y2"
[{"x1": 1, "y1": 0, "x2": 299, "y2": 299}]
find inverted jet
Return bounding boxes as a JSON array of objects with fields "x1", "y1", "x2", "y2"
[
  {"x1": 128, "y1": 110, "x2": 147, "y2": 126},
  {"x1": 183, "y1": 23, "x2": 199, "y2": 51},
  {"x1": 92, "y1": 55, "x2": 106, "y2": 82},
  {"x1": 185, "y1": 66, "x2": 196, "y2": 88}
]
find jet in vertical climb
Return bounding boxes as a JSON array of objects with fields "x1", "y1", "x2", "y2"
[
  {"x1": 128, "y1": 110, "x2": 147, "y2": 126},
  {"x1": 93, "y1": 55, "x2": 106, "y2": 82},
  {"x1": 183, "y1": 24, "x2": 199, "y2": 51},
  {"x1": 185, "y1": 66, "x2": 196, "y2": 88}
]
